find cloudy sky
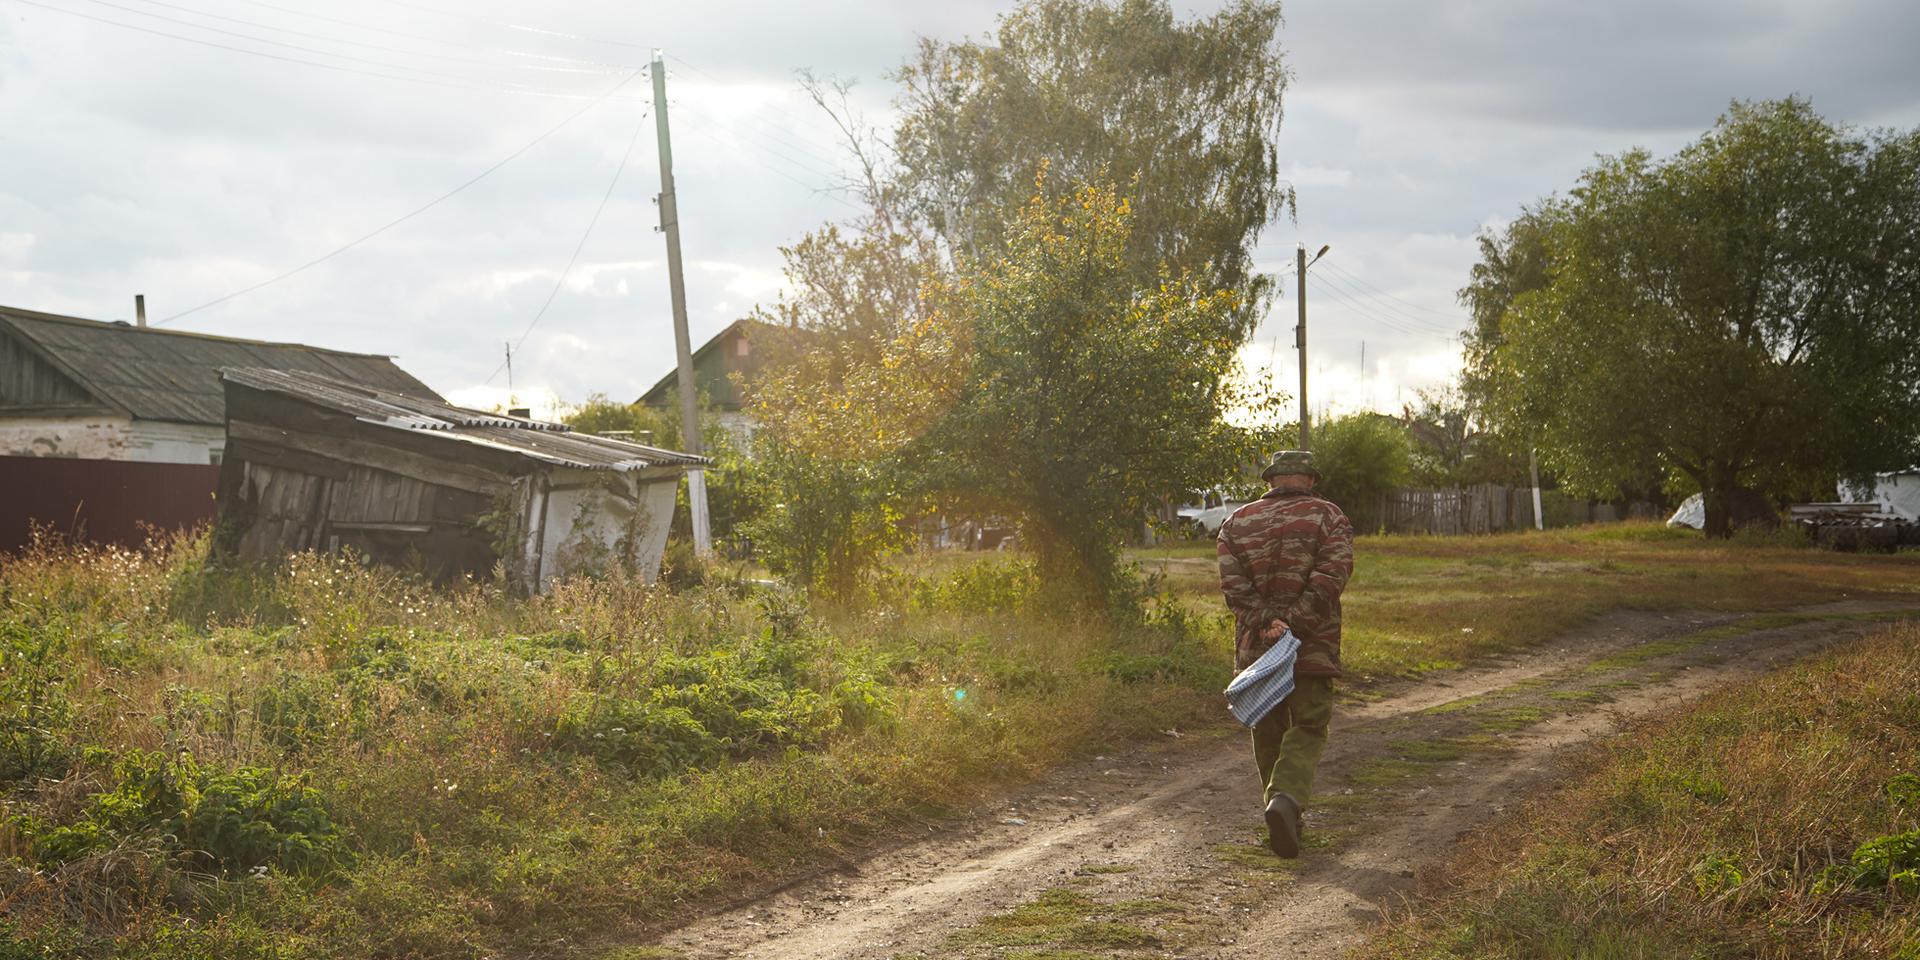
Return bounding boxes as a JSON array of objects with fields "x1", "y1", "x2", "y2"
[{"x1": 3, "y1": 0, "x2": 1917, "y2": 421}]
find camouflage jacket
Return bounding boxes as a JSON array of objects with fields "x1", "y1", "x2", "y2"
[{"x1": 1217, "y1": 489, "x2": 1355, "y2": 675}]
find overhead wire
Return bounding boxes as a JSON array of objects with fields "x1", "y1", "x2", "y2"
[
  {"x1": 667, "y1": 53, "x2": 851, "y2": 172},
  {"x1": 229, "y1": 0, "x2": 637, "y2": 72},
  {"x1": 1316, "y1": 259, "x2": 1464, "y2": 322},
  {"x1": 675, "y1": 111, "x2": 862, "y2": 210},
  {"x1": 1306, "y1": 275, "x2": 1440, "y2": 338},
  {"x1": 119, "y1": 0, "x2": 621, "y2": 77},
  {"x1": 379, "y1": 0, "x2": 644, "y2": 50},
  {"x1": 156, "y1": 67, "x2": 648, "y2": 325},
  {"x1": 485, "y1": 109, "x2": 650, "y2": 386},
  {"x1": 676, "y1": 108, "x2": 848, "y2": 188},
  {"x1": 10, "y1": 0, "x2": 637, "y2": 101},
  {"x1": 72, "y1": 0, "x2": 622, "y2": 98},
  {"x1": 1311, "y1": 269, "x2": 1461, "y2": 334}
]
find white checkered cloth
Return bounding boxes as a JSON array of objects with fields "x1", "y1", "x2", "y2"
[{"x1": 1224, "y1": 630, "x2": 1301, "y2": 728}]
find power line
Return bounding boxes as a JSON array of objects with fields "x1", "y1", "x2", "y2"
[
  {"x1": 379, "y1": 0, "x2": 643, "y2": 50},
  {"x1": 79, "y1": 0, "x2": 613, "y2": 98},
  {"x1": 667, "y1": 53, "x2": 851, "y2": 171},
  {"x1": 677, "y1": 107, "x2": 849, "y2": 188},
  {"x1": 157, "y1": 67, "x2": 647, "y2": 325},
  {"x1": 484, "y1": 110, "x2": 650, "y2": 386},
  {"x1": 1303, "y1": 274, "x2": 1434, "y2": 338},
  {"x1": 677, "y1": 112, "x2": 863, "y2": 210},
  {"x1": 124, "y1": 0, "x2": 619, "y2": 77},
  {"x1": 10, "y1": 0, "x2": 638, "y2": 101},
  {"x1": 1306, "y1": 266, "x2": 1459, "y2": 335},
  {"x1": 1317, "y1": 260, "x2": 1464, "y2": 321},
  {"x1": 230, "y1": 0, "x2": 635, "y2": 72}
]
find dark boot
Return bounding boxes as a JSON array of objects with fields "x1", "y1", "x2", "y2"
[{"x1": 1265, "y1": 793, "x2": 1302, "y2": 859}]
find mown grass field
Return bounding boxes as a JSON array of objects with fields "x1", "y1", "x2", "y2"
[
  {"x1": 1355, "y1": 618, "x2": 1920, "y2": 960},
  {"x1": 1, "y1": 523, "x2": 1916, "y2": 959}
]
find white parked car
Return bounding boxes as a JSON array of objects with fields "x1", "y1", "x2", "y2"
[{"x1": 1175, "y1": 496, "x2": 1247, "y2": 537}]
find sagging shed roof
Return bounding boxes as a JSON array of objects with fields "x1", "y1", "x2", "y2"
[
  {"x1": 0, "y1": 304, "x2": 438, "y2": 425},
  {"x1": 222, "y1": 367, "x2": 706, "y2": 472}
]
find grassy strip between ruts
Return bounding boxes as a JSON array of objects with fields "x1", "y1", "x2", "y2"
[{"x1": 1352, "y1": 619, "x2": 1920, "y2": 960}]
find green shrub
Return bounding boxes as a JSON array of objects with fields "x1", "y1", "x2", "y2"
[
  {"x1": 553, "y1": 626, "x2": 861, "y2": 777},
  {"x1": 0, "y1": 625, "x2": 74, "y2": 784},
  {"x1": 1848, "y1": 829, "x2": 1920, "y2": 891},
  {"x1": 911, "y1": 558, "x2": 1040, "y2": 615},
  {"x1": 25, "y1": 750, "x2": 353, "y2": 880}
]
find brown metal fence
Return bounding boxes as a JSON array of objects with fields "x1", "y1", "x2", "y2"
[{"x1": 0, "y1": 455, "x2": 219, "y2": 554}]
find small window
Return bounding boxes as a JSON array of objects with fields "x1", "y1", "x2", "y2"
[
  {"x1": 208, "y1": 449, "x2": 224, "y2": 466},
  {"x1": 735, "y1": 337, "x2": 751, "y2": 357}
]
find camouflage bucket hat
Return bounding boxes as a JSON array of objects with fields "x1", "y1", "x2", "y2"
[{"x1": 1261, "y1": 449, "x2": 1320, "y2": 481}]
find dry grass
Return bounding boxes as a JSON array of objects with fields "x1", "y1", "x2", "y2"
[{"x1": 1354, "y1": 620, "x2": 1920, "y2": 960}]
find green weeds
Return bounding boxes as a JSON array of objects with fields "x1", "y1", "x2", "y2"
[{"x1": 0, "y1": 533, "x2": 1224, "y2": 959}]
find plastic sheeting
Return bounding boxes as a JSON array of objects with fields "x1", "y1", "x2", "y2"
[{"x1": 1667, "y1": 492, "x2": 1706, "y2": 529}]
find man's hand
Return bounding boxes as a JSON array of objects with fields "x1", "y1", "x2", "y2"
[{"x1": 1261, "y1": 618, "x2": 1290, "y2": 641}]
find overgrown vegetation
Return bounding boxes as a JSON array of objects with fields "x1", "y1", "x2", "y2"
[
  {"x1": 1357, "y1": 619, "x2": 1920, "y2": 959},
  {"x1": 0, "y1": 531, "x2": 1222, "y2": 959},
  {"x1": 5, "y1": 522, "x2": 1916, "y2": 957}
]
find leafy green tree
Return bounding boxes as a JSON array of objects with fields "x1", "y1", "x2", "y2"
[
  {"x1": 738, "y1": 221, "x2": 944, "y2": 600},
  {"x1": 892, "y1": 0, "x2": 1292, "y2": 320},
  {"x1": 1312, "y1": 413, "x2": 1411, "y2": 530},
  {"x1": 559, "y1": 394, "x2": 755, "y2": 544},
  {"x1": 1401, "y1": 386, "x2": 1528, "y2": 489},
  {"x1": 913, "y1": 178, "x2": 1280, "y2": 607},
  {"x1": 562, "y1": 393, "x2": 678, "y2": 446},
  {"x1": 1466, "y1": 99, "x2": 1920, "y2": 537}
]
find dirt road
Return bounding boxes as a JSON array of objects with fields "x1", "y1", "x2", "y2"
[{"x1": 644, "y1": 604, "x2": 1912, "y2": 959}]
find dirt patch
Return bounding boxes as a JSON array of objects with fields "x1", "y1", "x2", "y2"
[{"x1": 640, "y1": 605, "x2": 1916, "y2": 960}]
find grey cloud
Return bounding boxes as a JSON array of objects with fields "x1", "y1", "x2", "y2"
[{"x1": 1, "y1": 0, "x2": 1915, "y2": 415}]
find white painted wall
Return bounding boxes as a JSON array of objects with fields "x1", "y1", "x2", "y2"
[
  {"x1": 0, "y1": 416, "x2": 224, "y2": 463},
  {"x1": 0, "y1": 415, "x2": 133, "y2": 458},
  {"x1": 126, "y1": 421, "x2": 225, "y2": 464},
  {"x1": 533, "y1": 468, "x2": 680, "y2": 590}
]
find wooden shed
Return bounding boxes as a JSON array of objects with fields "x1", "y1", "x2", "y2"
[{"x1": 216, "y1": 367, "x2": 703, "y2": 590}]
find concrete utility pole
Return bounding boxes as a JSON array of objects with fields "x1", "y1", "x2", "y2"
[
  {"x1": 1295, "y1": 244, "x2": 1329, "y2": 450},
  {"x1": 652, "y1": 49, "x2": 712, "y2": 556},
  {"x1": 1529, "y1": 448, "x2": 1545, "y2": 530}
]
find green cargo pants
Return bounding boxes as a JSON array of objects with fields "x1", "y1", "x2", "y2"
[{"x1": 1252, "y1": 676, "x2": 1334, "y2": 808}]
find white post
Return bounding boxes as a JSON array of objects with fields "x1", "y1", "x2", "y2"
[{"x1": 1529, "y1": 448, "x2": 1545, "y2": 530}]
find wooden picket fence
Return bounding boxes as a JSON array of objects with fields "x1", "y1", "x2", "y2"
[{"x1": 1352, "y1": 485, "x2": 1661, "y2": 536}]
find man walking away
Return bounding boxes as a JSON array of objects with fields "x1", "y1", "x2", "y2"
[{"x1": 1217, "y1": 450, "x2": 1354, "y2": 858}]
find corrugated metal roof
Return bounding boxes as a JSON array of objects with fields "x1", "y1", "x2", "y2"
[
  {"x1": 223, "y1": 367, "x2": 705, "y2": 472},
  {"x1": 0, "y1": 305, "x2": 440, "y2": 425}
]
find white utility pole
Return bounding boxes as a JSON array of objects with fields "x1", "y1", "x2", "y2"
[
  {"x1": 1529, "y1": 448, "x2": 1545, "y2": 530},
  {"x1": 652, "y1": 50, "x2": 712, "y2": 556}
]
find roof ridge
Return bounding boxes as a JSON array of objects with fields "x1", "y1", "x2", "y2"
[{"x1": 0, "y1": 304, "x2": 400, "y2": 359}]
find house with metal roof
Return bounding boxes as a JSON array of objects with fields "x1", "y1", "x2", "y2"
[
  {"x1": 218, "y1": 367, "x2": 704, "y2": 590},
  {"x1": 0, "y1": 304, "x2": 437, "y2": 465}
]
